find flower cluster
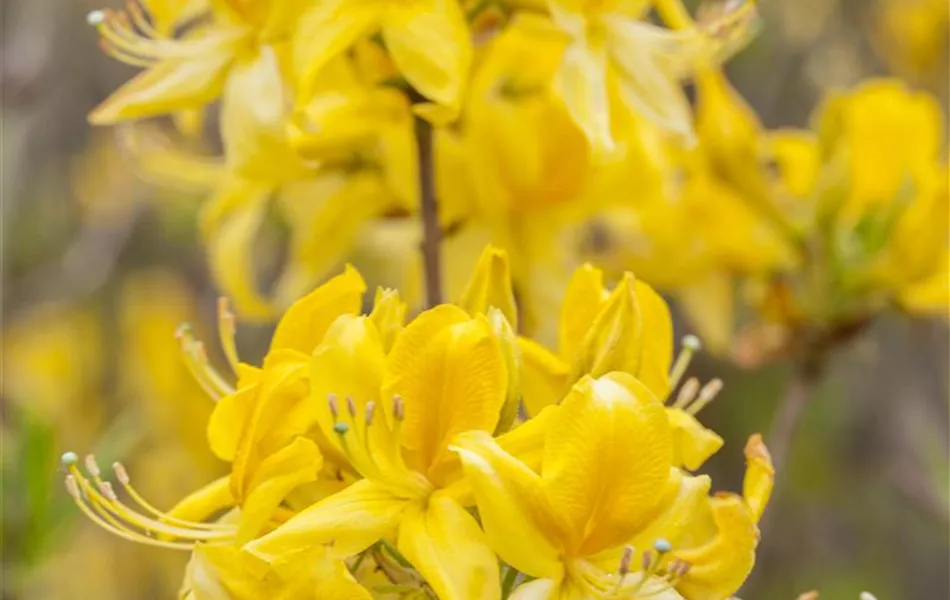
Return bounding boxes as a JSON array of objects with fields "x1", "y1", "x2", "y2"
[
  {"x1": 85, "y1": 0, "x2": 760, "y2": 324},
  {"x1": 586, "y1": 74, "x2": 949, "y2": 362},
  {"x1": 63, "y1": 246, "x2": 773, "y2": 600}
]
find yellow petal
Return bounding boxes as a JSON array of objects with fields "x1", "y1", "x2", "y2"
[
  {"x1": 381, "y1": 0, "x2": 471, "y2": 110},
  {"x1": 383, "y1": 308, "x2": 507, "y2": 482},
  {"x1": 458, "y1": 245, "x2": 519, "y2": 329},
  {"x1": 676, "y1": 273, "x2": 734, "y2": 356},
  {"x1": 898, "y1": 251, "x2": 950, "y2": 315},
  {"x1": 230, "y1": 351, "x2": 312, "y2": 501},
  {"x1": 187, "y1": 544, "x2": 260, "y2": 600},
  {"x1": 244, "y1": 479, "x2": 408, "y2": 568},
  {"x1": 369, "y1": 287, "x2": 408, "y2": 353},
  {"x1": 270, "y1": 265, "x2": 366, "y2": 353},
  {"x1": 451, "y1": 431, "x2": 565, "y2": 579},
  {"x1": 553, "y1": 36, "x2": 614, "y2": 153},
  {"x1": 205, "y1": 183, "x2": 277, "y2": 321},
  {"x1": 208, "y1": 377, "x2": 260, "y2": 461},
  {"x1": 487, "y1": 308, "x2": 523, "y2": 435},
  {"x1": 276, "y1": 174, "x2": 394, "y2": 307},
  {"x1": 309, "y1": 314, "x2": 388, "y2": 467},
  {"x1": 397, "y1": 495, "x2": 500, "y2": 600},
  {"x1": 293, "y1": 0, "x2": 377, "y2": 101},
  {"x1": 497, "y1": 404, "x2": 558, "y2": 473},
  {"x1": 672, "y1": 494, "x2": 758, "y2": 600},
  {"x1": 166, "y1": 476, "x2": 235, "y2": 525},
  {"x1": 518, "y1": 337, "x2": 570, "y2": 418},
  {"x1": 238, "y1": 436, "x2": 322, "y2": 543},
  {"x1": 633, "y1": 279, "x2": 674, "y2": 398},
  {"x1": 742, "y1": 434, "x2": 774, "y2": 523},
  {"x1": 604, "y1": 18, "x2": 694, "y2": 142},
  {"x1": 88, "y1": 41, "x2": 238, "y2": 124},
  {"x1": 509, "y1": 578, "x2": 558, "y2": 600},
  {"x1": 625, "y1": 469, "x2": 712, "y2": 555},
  {"x1": 220, "y1": 47, "x2": 307, "y2": 183},
  {"x1": 558, "y1": 264, "x2": 608, "y2": 363},
  {"x1": 541, "y1": 372, "x2": 672, "y2": 555},
  {"x1": 576, "y1": 273, "x2": 642, "y2": 381},
  {"x1": 667, "y1": 408, "x2": 724, "y2": 471}
]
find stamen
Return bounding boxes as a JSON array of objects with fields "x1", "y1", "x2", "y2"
[
  {"x1": 668, "y1": 335, "x2": 702, "y2": 394},
  {"x1": 365, "y1": 401, "x2": 376, "y2": 426},
  {"x1": 217, "y1": 297, "x2": 240, "y2": 375},
  {"x1": 687, "y1": 378, "x2": 723, "y2": 415},
  {"x1": 393, "y1": 395, "x2": 405, "y2": 421},
  {"x1": 328, "y1": 394, "x2": 339, "y2": 419},
  {"x1": 176, "y1": 324, "x2": 235, "y2": 400},
  {"x1": 672, "y1": 377, "x2": 701, "y2": 409},
  {"x1": 125, "y1": 0, "x2": 159, "y2": 39},
  {"x1": 61, "y1": 451, "x2": 234, "y2": 549},
  {"x1": 611, "y1": 544, "x2": 635, "y2": 593},
  {"x1": 112, "y1": 462, "x2": 230, "y2": 531},
  {"x1": 346, "y1": 396, "x2": 358, "y2": 418}
]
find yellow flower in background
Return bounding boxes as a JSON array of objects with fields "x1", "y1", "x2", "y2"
[
  {"x1": 547, "y1": 0, "x2": 760, "y2": 152},
  {"x1": 453, "y1": 373, "x2": 774, "y2": 600},
  {"x1": 291, "y1": 0, "x2": 472, "y2": 116}
]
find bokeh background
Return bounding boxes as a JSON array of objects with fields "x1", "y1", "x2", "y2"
[{"x1": 1, "y1": 0, "x2": 947, "y2": 598}]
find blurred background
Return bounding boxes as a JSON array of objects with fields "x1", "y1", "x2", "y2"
[{"x1": 1, "y1": 0, "x2": 947, "y2": 598}]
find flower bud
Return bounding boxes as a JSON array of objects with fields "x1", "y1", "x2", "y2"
[
  {"x1": 459, "y1": 246, "x2": 518, "y2": 330},
  {"x1": 369, "y1": 287, "x2": 407, "y2": 352},
  {"x1": 487, "y1": 307, "x2": 523, "y2": 435},
  {"x1": 575, "y1": 273, "x2": 643, "y2": 380}
]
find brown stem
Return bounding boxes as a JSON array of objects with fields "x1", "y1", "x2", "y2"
[
  {"x1": 768, "y1": 359, "x2": 822, "y2": 474},
  {"x1": 411, "y1": 108, "x2": 443, "y2": 307}
]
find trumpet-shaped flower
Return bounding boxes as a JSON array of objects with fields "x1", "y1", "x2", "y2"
[
  {"x1": 517, "y1": 262, "x2": 726, "y2": 470},
  {"x1": 244, "y1": 304, "x2": 516, "y2": 599},
  {"x1": 453, "y1": 372, "x2": 774, "y2": 600}
]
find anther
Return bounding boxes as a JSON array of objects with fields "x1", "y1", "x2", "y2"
[
  {"x1": 688, "y1": 378, "x2": 723, "y2": 415},
  {"x1": 112, "y1": 462, "x2": 130, "y2": 485},
  {"x1": 86, "y1": 10, "x2": 106, "y2": 26},
  {"x1": 99, "y1": 480, "x2": 118, "y2": 501},
  {"x1": 346, "y1": 396, "x2": 358, "y2": 418},
  {"x1": 85, "y1": 455, "x2": 102, "y2": 478},
  {"x1": 393, "y1": 395, "x2": 405, "y2": 421},
  {"x1": 62, "y1": 451, "x2": 79, "y2": 467},
  {"x1": 328, "y1": 394, "x2": 339, "y2": 419},
  {"x1": 365, "y1": 401, "x2": 375, "y2": 426},
  {"x1": 672, "y1": 377, "x2": 700, "y2": 409},
  {"x1": 618, "y1": 545, "x2": 634, "y2": 575},
  {"x1": 65, "y1": 474, "x2": 81, "y2": 498}
]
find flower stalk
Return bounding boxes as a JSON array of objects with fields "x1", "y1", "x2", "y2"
[{"x1": 410, "y1": 92, "x2": 444, "y2": 308}]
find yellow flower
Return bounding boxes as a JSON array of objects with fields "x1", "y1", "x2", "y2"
[
  {"x1": 59, "y1": 267, "x2": 368, "y2": 554},
  {"x1": 180, "y1": 544, "x2": 369, "y2": 600},
  {"x1": 244, "y1": 302, "x2": 514, "y2": 599},
  {"x1": 517, "y1": 263, "x2": 673, "y2": 414},
  {"x1": 548, "y1": 0, "x2": 760, "y2": 152},
  {"x1": 291, "y1": 0, "x2": 472, "y2": 115},
  {"x1": 452, "y1": 372, "x2": 774, "y2": 600}
]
